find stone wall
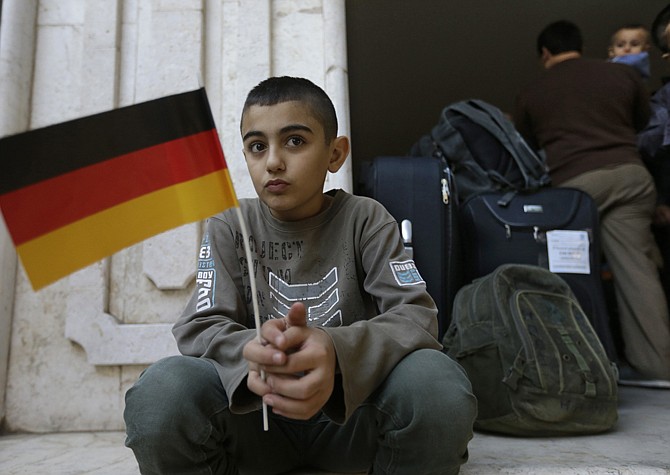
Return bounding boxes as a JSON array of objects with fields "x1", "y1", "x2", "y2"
[{"x1": 0, "y1": 0, "x2": 351, "y2": 432}]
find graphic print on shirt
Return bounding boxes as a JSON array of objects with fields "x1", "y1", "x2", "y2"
[
  {"x1": 195, "y1": 232, "x2": 216, "y2": 311},
  {"x1": 269, "y1": 267, "x2": 343, "y2": 327},
  {"x1": 389, "y1": 260, "x2": 425, "y2": 286}
]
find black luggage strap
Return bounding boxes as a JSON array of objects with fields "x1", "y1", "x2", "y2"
[{"x1": 497, "y1": 190, "x2": 517, "y2": 207}]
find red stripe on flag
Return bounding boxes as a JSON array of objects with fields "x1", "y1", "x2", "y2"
[{"x1": 0, "y1": 129, "x2": 226, "y2": 246}]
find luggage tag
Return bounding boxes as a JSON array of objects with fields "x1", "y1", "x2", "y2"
[{"x1": 546, "y1": 230, "x2": 590, "y2": 274}]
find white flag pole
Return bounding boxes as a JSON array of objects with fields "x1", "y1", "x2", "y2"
[{"x1": 235, "y1": 207, "x2": 269, "y2": 431}]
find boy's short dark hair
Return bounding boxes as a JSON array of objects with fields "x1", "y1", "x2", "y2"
[
  {"x1": 536, "y1": 20, "x2": 583, "y2": 56},
  {"x1": 652, "y1": 5, "x2": 670, "y2": 54},
  {"x1": 241, "y1": 76, "x2": 338, "y2": 144}
]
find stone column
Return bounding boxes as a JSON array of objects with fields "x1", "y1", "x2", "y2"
[
  {"x1": 0, "y1": 0, "x2": 38, "y2": 427},
  {"x1": 323, "y1": 0, "x2": 353, "y2": 192}
]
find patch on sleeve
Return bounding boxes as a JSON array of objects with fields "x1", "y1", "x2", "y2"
[
  {"x1": 195, "y1": 232, "x2": 216, "y2": 311},
  {"x1": 389, "y1": 260, "x2": 425, "y2": 286}
]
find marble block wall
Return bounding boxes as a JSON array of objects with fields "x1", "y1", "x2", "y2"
[{"x1": 0, "y1": 0, "x2": 351, "y2": 432}]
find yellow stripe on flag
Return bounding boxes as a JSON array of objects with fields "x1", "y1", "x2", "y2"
[{"x1": 17, "y1": 169, "x2": 238, "y2": 290}]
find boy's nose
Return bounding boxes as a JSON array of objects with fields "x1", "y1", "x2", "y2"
[{"x1": 266, "y1": 147, "x2": 285, "y2": 171}]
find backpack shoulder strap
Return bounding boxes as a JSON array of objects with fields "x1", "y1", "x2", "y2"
[
  {"x1": 449, "y1": 100, "x2": 550, "y2": 189},
  {"x1": 429, "y1": 105, "x2": 478, "y2": 166}
]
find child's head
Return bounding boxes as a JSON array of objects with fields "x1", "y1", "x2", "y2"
[
  {"x1": 608, "y1": 24, "x2": 650, "y2": 58},
  {"x1": 652, "y1": 5, "x2": 670, "y2": 58},
  {"x1": 240, "y1": 77, "x2": 349, "y2": 221}
]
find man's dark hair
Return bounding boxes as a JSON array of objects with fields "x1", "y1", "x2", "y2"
[
  {"x1": 241, "y1": 76, "x2": 338, "y2": 144},
  {"x1": 651, "y1": 5, "x2": 670, "y2": 54},
  {"x1": 536, "y1": 20, "x2": 583, "y2": 57}
]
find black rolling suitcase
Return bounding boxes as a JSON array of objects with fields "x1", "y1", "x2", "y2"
[
  {"x1": 459, "y1": 187, "x2": 617, "y2": 360},
  {"x1": 359, "y1": 156, "x2": 462, "y2": 338}
]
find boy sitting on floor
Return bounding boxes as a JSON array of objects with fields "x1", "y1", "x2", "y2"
[{"x1": 124, "y1": 76, "x2": 477, "y2": 475}]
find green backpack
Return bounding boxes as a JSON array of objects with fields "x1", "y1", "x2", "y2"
[{"x1": 443, "y1": 264, "x2": 618, "y2": 436}]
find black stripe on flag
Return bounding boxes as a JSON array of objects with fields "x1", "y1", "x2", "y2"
[{"x1": 0, "y1": 88, "x2": 217, "y2": 195}]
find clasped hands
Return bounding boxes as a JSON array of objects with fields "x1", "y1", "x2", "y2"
[{"x1": 243, "y1": 302, "x2": 337, "y2": 420}]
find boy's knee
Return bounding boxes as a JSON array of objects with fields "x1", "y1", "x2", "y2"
[
  {"x1": 393, "y1": 349, "x2": 471, "y2": 387},
  {"x1": 385, "y1": 349, "x2": 477, "y2": 423},
  {"x1": 124, "y1": 355, "x2": 225, "y2": 428}
]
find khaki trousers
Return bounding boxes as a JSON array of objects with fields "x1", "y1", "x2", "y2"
[{"x1": 562, "y1": 163, "x2": 670, "y2": 380}]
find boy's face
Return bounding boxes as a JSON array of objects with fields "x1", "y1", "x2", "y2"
[
  {"x1": 609, "y1": 28, "x2": 650, "y2": 58},
  {"x1": 241, "y1": 101, "x2": 348, "y2": 221}
]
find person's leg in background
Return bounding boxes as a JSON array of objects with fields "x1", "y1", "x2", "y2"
[{"x1": 562, "y1": 164, "x2": 670, "y2": 381}]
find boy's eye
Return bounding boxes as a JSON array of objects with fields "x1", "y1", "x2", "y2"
[
  {"x1": 249, "y1": 142, "x2": 266, "y2": 153},
  {"x1": 286, "y1": 136, "x2": 304, "y2": 147}
]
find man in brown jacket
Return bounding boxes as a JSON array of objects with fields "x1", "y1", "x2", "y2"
[{"x1": 514, "y1": 20, "x2": 670, "y2": 387}]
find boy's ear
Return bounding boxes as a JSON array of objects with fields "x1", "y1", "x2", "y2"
[{"x1": 328, "y1": 136, "x2": 350, "y2": 173}]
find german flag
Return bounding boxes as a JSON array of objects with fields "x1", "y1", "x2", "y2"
[{"x1": 0, "y1": 88, "x2": 239, "y2": 290}]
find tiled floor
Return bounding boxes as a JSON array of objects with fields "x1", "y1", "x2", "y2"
[{"x1": 1, "y1": 387, "x2": 669, "y2": 474}]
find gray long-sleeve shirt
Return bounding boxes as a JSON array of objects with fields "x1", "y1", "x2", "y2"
[{"x1": 173, "y1": 189, "x2": 440, "y2": 423}]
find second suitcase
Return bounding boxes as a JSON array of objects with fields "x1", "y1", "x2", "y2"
[{"x1": 459, "y1": 187, "x2": 617, "y2": 360}]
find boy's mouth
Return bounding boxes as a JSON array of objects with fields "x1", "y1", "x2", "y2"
[{"x1": 265, "y1": 179, "x2": 288, "y2": 193}]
